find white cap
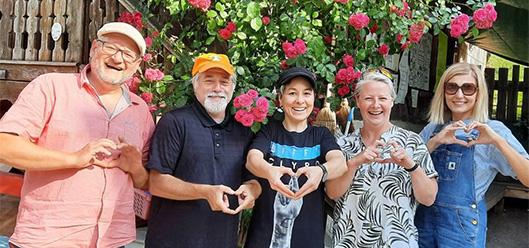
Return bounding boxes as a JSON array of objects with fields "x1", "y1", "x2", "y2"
[{"x1": 97, "y1": 22, "x2": 146, "y2": 55}]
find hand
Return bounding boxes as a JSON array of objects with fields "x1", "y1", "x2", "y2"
[
  {"x1": 467, "y1": 121, "x2": 500, "y2": 146},
  {"x1": 434, "y1": 120, "x2": 469, "y2": 147},
  {"x1": 294, "y1": 166, "x2": 323, "y2": 199},
  {"x1": 380, "y1": 140, "x2": 415, "y2": 169},
  {"x1": 355, "y1": 140, "x2": 385, "y2": 165},
  {"x1": 233, "y1": 180, "x2": 261, "y2": 213},
  {"x1": 205, "y1": 185, "x2": 238, "y2": 215},
  {"x1": 73, "y1": 138, "x2": 118, "y2": 168},
  {"x1": 110, "y1": 136, "x2": 142, "y2": 173},
  {"x1": 266, "y1": 166, "x2": 296, "y2": 199}
]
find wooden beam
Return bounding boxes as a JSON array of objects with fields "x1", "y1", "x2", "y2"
[
  {"x1": 0, "y1": 60, "x2": 79, "y2": 82},
  {"x1": 0, "y1": 80, "x2": 29, "y2": 102}
]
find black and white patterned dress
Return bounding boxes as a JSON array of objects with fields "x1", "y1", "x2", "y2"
[{"x1": 332, "y1": 125, "x2": 437, "y2": 248}]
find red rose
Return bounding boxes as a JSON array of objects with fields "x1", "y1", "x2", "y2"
[
  {"x1": 280, "y1": 60, "x2": 289, "y2": 70},
  {"x1": 323, "y1": 35, "x2": 333, "y2": 45},
  {"x1": 218, "y1": 28, "x2": 232, "y2": 40},
  {"x1": 370, "y1": 23, "x2": 378, "y2": 33},
  {"x1": 378, "y1": 44, "x2": 389, "y2": 56},
  {"x1": 262, "y1": 16, "x2": 270, "y2": 26},
  {"x1": 334, "y1": 0, "x2": 348, "y2": 3},
  {"x1": 226, "y1": 22, "x2": 237, "y2": 32},
  {"x1": 342, "y1": 54, "x2": 355, "y2": 67},
  {"x1": 141, "y1": 92, "x2": 153, "y2": 104},
  {"x1": 337, "y1": 85, "x2": 350, "y2": 97},
  {"x1": 126, "y1": 76, "x2": 141, "y2": 94},
  {"x1": 282, "y1": 41, "x2": 298, "y2": 59}
]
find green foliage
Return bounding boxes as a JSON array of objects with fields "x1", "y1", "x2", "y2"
[{"x1": 140, "y1": 0, "x2": 497, "y2": 111}]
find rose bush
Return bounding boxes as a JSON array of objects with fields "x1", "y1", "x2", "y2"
[{"x1": 138, "y1": 0, "x2": 497, "y2": 113}]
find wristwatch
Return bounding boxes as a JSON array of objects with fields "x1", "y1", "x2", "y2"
[{"x1": 317, "y1": 163, "x2": 329, "y2": 182}]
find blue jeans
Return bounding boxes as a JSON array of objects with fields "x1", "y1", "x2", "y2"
[{"x1": 416, "y1": 139, "x2": 487, "y2": 248}]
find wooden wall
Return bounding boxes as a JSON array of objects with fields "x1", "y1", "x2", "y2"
[{"x1": 0, "y1": 0, "x2": 128, "y2": 103}]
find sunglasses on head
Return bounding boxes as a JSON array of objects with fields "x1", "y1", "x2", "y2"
[
  {"x1": 363, "y1": 67, "x2": 394, "y2": 80},
  {"x1": 444, "y1": 82, "x2": 478, "y2": 96}
]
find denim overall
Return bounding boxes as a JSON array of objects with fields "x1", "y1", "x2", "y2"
[{"x1": 415, "y1": 125, "x2": 487, "y2": 248}]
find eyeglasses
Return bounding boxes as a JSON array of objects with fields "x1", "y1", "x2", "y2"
[
  {"x1": 96, "y1": 39, "x2": 140, "y2": 63},
  {"x1": 444, "y1": 82, "x2": 478, "y2": 96}
]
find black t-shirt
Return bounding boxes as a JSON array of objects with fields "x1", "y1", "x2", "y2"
[
  {"x1": 245, "y1": 120, "x2": 340, "y2": 248},
  {"x1": 145, "y1": 99, "x2": 254, "y2": 248}
]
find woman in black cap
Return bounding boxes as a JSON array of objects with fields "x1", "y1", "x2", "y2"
[{"x1": 244, "y1": 67, "x2": 347, "y2": 248}]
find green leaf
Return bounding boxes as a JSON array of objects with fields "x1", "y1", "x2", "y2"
[
  {"x1": 237, "y1": 32, "x2": 247, "y2": 40},
  {"x1": 325, "y1": 64, "x2": 336, "y2": 72},
  {"x1": 220, "y1": 11, "x2": 229, "y2": 19},
  {"x1": 251, "y1": 122, "x2": 261, "y2": 133},
  {"x1": 250, "y1": 17, "x2": 262, "y2": 31},
  {"x1": 312, "y1": 19, "x2": 322, "y2": 27},
  {"x1": 205, "y1": 36, "x2": 215, "y2": 45},
  {"x1": 471, "y1": 27, "x2": 479, "y2": 38},
  {"x1": 237, "y1": 66, "x2": 245, "y2": 75},
  {"x1": 246, "y1": 2, "x2": 260, "y2": 18},
  {"x1": 206, "y1": 10, "x2": 217, "y2": 18},
  {"x1": 215, "y1": 2, "x2": 225, "y2": 11}
]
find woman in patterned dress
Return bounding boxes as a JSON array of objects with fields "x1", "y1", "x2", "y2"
[{"x1": 327, "y1": 71, "x2": 438, "y2": 248}]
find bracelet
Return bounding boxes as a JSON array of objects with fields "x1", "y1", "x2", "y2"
[{"x1": 405, "y1": 162, "x2": 419, "y2": 172}]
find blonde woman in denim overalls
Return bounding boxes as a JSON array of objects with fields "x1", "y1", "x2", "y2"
[{"x1": 415, "y1": 62, "x2": 529, "y2": 247}]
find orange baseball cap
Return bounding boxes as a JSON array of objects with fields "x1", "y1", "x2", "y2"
[{"x1": 191, "y1": 53, "x2": 234, "y2": 76}]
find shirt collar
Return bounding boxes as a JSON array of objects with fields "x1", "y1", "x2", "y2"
[{"x1": 191, "y1": 97, "x2": 232, "y2": 130}]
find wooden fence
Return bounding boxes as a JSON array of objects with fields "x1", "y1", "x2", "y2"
[{"x1": 485, "y1": 65, "x2": 529, "y2": 148}]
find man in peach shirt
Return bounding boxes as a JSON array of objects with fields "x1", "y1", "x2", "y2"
[{"x1": 0, "y1": 22, "x2": 155, "y2": 248}]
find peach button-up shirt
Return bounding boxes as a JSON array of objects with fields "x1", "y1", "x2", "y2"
[{"x1": 0, "y1": 66, "x2": 155, "y2": 248}]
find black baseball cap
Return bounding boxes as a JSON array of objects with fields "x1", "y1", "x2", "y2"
[{"x1": 276, "y1": 67, "x2": 317, "y2": 90}]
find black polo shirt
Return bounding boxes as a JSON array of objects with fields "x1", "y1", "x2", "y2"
[{"x1": 145, "y1": 98, "x2": 254, "y2": 248}]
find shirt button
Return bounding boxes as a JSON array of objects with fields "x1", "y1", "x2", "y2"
[
  {"x1": 471, "y1": 204, "x2": 477, "y2": 209},
  {"x1": 216, "y1": 143, "x2": 220, "y2": 147},
  {"x1": 471, "y1": 219, "x2": 478, "y2": 225}
]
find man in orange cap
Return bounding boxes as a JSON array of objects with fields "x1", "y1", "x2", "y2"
[{"x1": 146, "y1": 53, "x2": 261, "y2": 247}]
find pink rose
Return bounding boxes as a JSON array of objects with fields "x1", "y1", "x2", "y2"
[
  {"x1": 408, "y1": 23, "x2": 424, "y2": 43},
  {"x1": 143, "y1": 53, "x2": 152, "y2": 62},
  {"x1": 235, "y1": 94, "x2": 253, "y2": 108},
  {"x1": 145, "y1": 68, "x2": 164, "y2": 81},
  {"x1": 337, "y1": 85, "x2": 350, "y2": 97},
  {"x1": 335, "y1": 68, "x2": 348, "y2": 84},
  {"x1": 378, "y1": 44, "x2": 389, "y2": 56},
  {"x1": 218, "y1": 28, "x2": 232, "y2": 40},
  {"x1": 141, "y1": 92, "x2": 153, "y2": 104},
  {"x1": 255, "y1": 97, "x2": 269, "y2": 111},
  {"x1": 293, "y1": 39, "x2": 306, "y2": 55},
  {"x1": 449, "y1": 14, "x2": 470, "y2": 38},
  {"x1": 188, "y1": 0, "x2": 211, "y2": 11},
  {"x1": 235, "y1": 110, "x2": 255, "y2": 127},
  {"x1": 247, "y1": 89, "x2": 259, "y2": 99},
  {"x1": 145, "y1": 37, "x2": 153, "y2": 48},
  {"x1": 401, "y1": 41, "x2": 411, "y2": 50},
  {"x1": 348, "y1": 13, "x2": 370, "y2": 30},
  {"x1": 342, "y1": 54, "x2": 355, "y2": 67},
  {"x1": 262, "y1": 16, "x2": 270, "y2": 25},
  {"x1": 282, "y1": 41, "x2": 298, "y2": 59},
  {"x1": 473, "y1": 3, "x2": 497, "y2": 29},
  {"x1": 126, "y1": 76, "x2": 141, "y2": 94},
  {"x1": 251, "y1": 107, "x2": 267, "y2": 122},
  {"x1": 334, "y1": 0, "x2": 348, "y2": 3}
]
